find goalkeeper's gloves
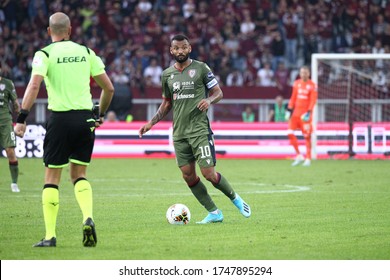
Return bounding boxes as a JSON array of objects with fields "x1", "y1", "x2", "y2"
[
  {"x1": 301, "y1": 111, "x2": 311, "y2": 122},
  {"x1": 285, "y1": 108, "x2": 292, "y2": 121}
]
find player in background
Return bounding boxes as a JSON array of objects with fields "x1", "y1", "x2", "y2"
[
  {"x1": 139, "y1": 34, "x2": 251, "y2": 224},
  {"x1": 0, "y1": 72, "x2": 21, "y2": 192},
  {"x1": 14, "y1": 12, "x2": 114, "y2": 247},
  {"x1": 285, "y1": 66, "x2": 318, "y2": 166}
]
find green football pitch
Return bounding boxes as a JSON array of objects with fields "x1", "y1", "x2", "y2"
[{"x1": 0, "y1": 158, "x2": 389, "y2": 260}]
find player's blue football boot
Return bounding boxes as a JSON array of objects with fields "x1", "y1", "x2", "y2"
[
  {"x1": 196, "y1": 210, "x2": 224, "y2": 224},
  {"x1": 232, "y1": 194, "x2": 251, "y2": 218}
]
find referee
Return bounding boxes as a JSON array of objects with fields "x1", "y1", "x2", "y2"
[{"x1": 14, "y1": 12, "x2": 114, "y2": 247}]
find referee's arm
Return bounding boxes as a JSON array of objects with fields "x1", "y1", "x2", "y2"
[
  {"x1": 20, "y1": 74, "x2": 44, "y2": 112},
  {"x1": 14, "y1": 74, "x2": 44, "y2": 137},
  {"x1": 93, "y1": 72, "x2": 114, "y2": 117}
]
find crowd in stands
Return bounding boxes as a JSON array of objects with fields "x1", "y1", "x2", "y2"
[{"x1": 1, "y1": 0, "x2": 390, "y2": 97}]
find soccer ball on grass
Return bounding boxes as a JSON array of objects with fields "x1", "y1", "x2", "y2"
[{"x1": 166, "y1": 203, "x2": 191, "y2": 225}]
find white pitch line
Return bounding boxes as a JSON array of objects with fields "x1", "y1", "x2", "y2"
[{"x1": 91, "y1": 178, "x2": 311, "y2": 195}]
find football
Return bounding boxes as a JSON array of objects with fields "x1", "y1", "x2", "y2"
[{"x1": 166, "y1": 203, "x2": 191, "y2": 225}]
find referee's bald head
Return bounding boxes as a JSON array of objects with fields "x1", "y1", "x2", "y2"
[{"x1": 49, "y1": 12, "x2": 71, "y2": 36}]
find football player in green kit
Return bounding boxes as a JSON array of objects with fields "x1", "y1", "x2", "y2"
[
  {"x1": 139, "y1": 34, "x2": 251, "y2": 223},
  {"x1": 0, "y1": 73, "x2": 20, "y2": 192}
]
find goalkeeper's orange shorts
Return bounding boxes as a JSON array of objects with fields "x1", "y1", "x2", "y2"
[{"x1": 288, "y1": 115, "x2": 313, "y2": 137}]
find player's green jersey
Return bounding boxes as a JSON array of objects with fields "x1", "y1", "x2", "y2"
[
  {"x1": 0, "y1": 77, "x2": 17, "y2": 123},
  {"x1": 31, "y1": 40, "x2": 106, "y2": 111},
  {"x1": 161, "y1": 60, "x2": 218, "y2": 140}
]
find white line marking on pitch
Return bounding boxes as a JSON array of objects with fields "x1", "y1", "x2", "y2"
[{"x1": 92, "y1": 178, "x2": 311, "y2": 195}]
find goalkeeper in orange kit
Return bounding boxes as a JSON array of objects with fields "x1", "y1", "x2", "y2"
[{"x1": 285, "y1": 66, "x2": 317, "y2": 166}]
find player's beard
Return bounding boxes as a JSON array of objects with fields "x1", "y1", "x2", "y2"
[{"x1": 174, "y1": 53, "x2": 189, "y2": 63}]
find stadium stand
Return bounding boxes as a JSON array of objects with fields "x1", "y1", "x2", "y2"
[{"x1": 1, "y1": 0, "x2": 390, "y2": 88}]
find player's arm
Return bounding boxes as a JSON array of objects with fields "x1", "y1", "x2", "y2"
[
  {"x1": 93, "y1": 72, "x2": 115, "y2": 125},
  {"x1": 13, "y1": 98, "x2": 21, "y2": 114},
  {"x1": 138, "y1": 97, "x2": 172, "y2": 138},
  {"x1": 285, "y1": 82, "x2": 297, "y2": 120},
  {"x1": 9, "y1": 81, "x2": 20, "y2": 114},
  {"x1": 287, "y1": 82, "x2": 298, "y2": 111},
  {"x1": 197, "y1": 84, "x2": 223, "y2": 112},
  {"x1": 14, "y1": 74, "x2": 44, "y2": 137},
  {"x1": 284, "y1": 81, "x2": 298, "y2": 121},
  {"x1": 308, "y1": 82, "x2": 318, "y2": 112},
  {"x1": 302, "y1": 82, "x2": 318, "y2": 122}
]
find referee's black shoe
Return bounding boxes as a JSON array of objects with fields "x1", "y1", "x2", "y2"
[
  {"x1": 33, "y1": 237, "x2": 56, "y2": 247},
  {"x1": 83, "y1": 217, "x2": 97, "y2": 247}
]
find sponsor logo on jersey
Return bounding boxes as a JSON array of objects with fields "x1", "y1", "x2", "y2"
[
  {"x1": 173, "y1": 93, "x2": 195, "y2": 100},
  {"x1": 32, "y1": 56, "x2": 43, "y2": 67},
  {"x1": 188, "y1": 69, "x2": 196, "y2": 78},
  {"x1": 207, "y1": 71, "x2": 214, "y2": 79},
  {"x1": 0, "y1": 93, "x2": 4, "y2": 106},
  {"x1": 173, "y1": 81, "x2": 180, "y2": 92},
  {"x1": 181, "y1": 81, "x2": 194, "y2": 89},
  {"x1": 57, "y1": 56, "x2": 87, "y2": 64}
]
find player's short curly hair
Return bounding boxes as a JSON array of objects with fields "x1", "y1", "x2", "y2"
[{"x1": 171, "y1": 34, "x2": 190, "y2": 43}]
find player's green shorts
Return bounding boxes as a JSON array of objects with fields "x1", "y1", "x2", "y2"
[
  {"x1": 0, "y1": 122, "x2": 16, "y2": 149},
  {"x1": 173, "y1": 133, "x2": 216, "y2": 168}
]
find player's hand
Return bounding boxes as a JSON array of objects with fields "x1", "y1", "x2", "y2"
[
  {"x1": 95, "y1": 117, "x2": 104, "y2": 128},
  {"x1": 14, "y1": 123, "x2": 26, "y2": 138},
  {"x1": 139, "y1": 123, "x2": 153, "y2": 138},
  {"x1": 301, "y1": 112, "x2": 311, "y2": 122},
  {"x1": 284, "y1": 110, "x2": 292, "y2": 121},
  {"x1": 197, "y1": 99, "x2": 211, "y2": 112}
]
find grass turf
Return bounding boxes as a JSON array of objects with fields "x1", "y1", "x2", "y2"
[{"x1": 0, "y1": 158, "x2": 389, "y2": 260}]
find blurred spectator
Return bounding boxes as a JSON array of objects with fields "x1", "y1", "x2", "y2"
[
  {"x1": 256, "y1": 62, "x2": 276, "y2": 86},
  {"x1": 182, "y1": 0, "x2": 195, "y2": 19},
  {"x1": 372, "y1": 39, "x2": 385, "y2": 68},
  {"x1": 268, "y1": 95, "x2": 287, "y2": 122},
  {"x1": 2, "y1": 0, "x2": 18, "y2": 31},
  {"x1": 317, "y1": 12, "x2": 333, "y2": 53},
  {"x1": 217, "y1": 56, "x2": 232, "y2": 86},
  {"x1": 240, "y1": 9, "x2": 255, "y2": 35},
  {"x1": 270, "y1": 31, "x2": 286, "y2": 72},
  {"x1": 28, "y1": 0, "x2": 47, "y2": 22},
  {"x1": 302, "y1": 14, "x2": 319, "y2": 65},
  {"x1": 242, "y1": 50, "x2": 261, "y2": 86},
  {"x1": 109, "y1": 68, "x2": 133, "y2": 121},
  {"x1": 274, "y1": 61, "x2": 290, "y2": 95},
  {"x1": 143, "y1": 57, "x2": 163, "y2": 87},
  {"x1": 282, "y1": 9, "x2": 298, "y2": 68},
  {"x1": 137, "y1": 0, "x2": 152, "y2": 13},
  {"x1": 226, "y1": 69, "x2": 244, "y2": 86},
  {"x1": 372, "y1": 69, "x2": 388, "y2": 95},
  {"x1": 105, "y1": 110, "x2": 118, "y2": 122},
  {"x1": 242, "y1": 105, "x2": 255, "y2": 122}
]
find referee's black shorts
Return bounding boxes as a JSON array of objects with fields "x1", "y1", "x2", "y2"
[{"x1": 43, "y1": 110, "x2": 96, "y2": 168}]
